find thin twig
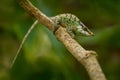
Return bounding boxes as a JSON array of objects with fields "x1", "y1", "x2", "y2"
[{"x1": 15, "y1": 0, "x2": 107, "y2": 80}]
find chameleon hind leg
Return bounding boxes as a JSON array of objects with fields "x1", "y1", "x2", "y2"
[{"x1": 53, "y1": 20, "x2": 61, "y2": 33}]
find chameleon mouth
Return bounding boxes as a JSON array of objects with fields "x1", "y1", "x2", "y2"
[{"x1": 89, "y1": 32, "x2": 94, "y2": 36}]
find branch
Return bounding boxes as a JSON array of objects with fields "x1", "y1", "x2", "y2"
[
  {"x1": 17, "y1": 0, "x2": 107, "y2": 80},
  {"x1": 18, "y1": 0, "x2": 54, "y2": 31}
]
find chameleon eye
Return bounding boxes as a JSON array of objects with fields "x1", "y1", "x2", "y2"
[
  {"x1": 79, "y1": 22, "x2": 85, "y2": 28},
  {"x1": 83, "y1": 27, "x2": 88, "y2": 32}
]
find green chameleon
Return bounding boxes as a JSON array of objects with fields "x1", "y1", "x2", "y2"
[
  {"x1": 51, "y1": 13, "x2": 94, "y2": 37},
  {"x1": 10, "y1": 13, "x2": 94, "y2": 68}
]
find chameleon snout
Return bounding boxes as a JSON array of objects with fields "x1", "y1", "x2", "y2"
[{"x1": 89, "y1": 32, "x2": 94, "y2": 36}]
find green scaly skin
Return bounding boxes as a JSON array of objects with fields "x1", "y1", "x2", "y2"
[{"x1": 51, "y1": 13, "x2": 94, "y2": 38}]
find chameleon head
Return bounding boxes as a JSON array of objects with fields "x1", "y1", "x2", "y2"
[{"x1": 76, "y1": 21, "x2": 94, "y2": 36}]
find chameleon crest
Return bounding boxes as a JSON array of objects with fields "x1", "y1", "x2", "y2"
[{"x1": 51, "y1": 13, "x2": 94, "y2": 38}]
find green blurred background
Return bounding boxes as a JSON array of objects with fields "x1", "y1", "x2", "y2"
[{"x1": 0, "y1": 0, "x2": 120, "y2": 80}]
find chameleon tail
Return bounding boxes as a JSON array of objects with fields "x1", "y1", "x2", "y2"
[{"x1": 10, "y1": 20, "x2": 38, "y2": 68}]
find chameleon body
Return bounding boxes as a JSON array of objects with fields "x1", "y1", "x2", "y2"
[
  {"x1": 10, "y1": 13, "x2": 94, "y2": 68},
  {"x1": 51, "y1": 13, "x2": 94, "y2": 38}
]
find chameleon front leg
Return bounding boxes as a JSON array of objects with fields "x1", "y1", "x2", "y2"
[
  {"x1": 66, "y1": 26, "x2": 75, "y2": 38},
  {"x1": 53, "y1": 21, "x2": 75, "y2": 38}
]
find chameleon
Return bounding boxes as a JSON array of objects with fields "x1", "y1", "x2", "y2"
[
  {"x1": 10, "y1": 13, "x2": 94, "y2": 68},
  {"x1": 51, "y1": 13, "x2": 94, "y2": 37}
]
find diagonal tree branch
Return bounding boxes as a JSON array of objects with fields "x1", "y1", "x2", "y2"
[
  {"x1": 16, "y1": 0, "x2": 107, "y2": 80},
  {"x1": 18, "y1": 0, "x2": 54, "y2": 31}
]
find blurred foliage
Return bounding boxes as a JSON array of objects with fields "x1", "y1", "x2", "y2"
[{"x1": 0, "y1": 0, "x2": 120, "y2": 80}]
